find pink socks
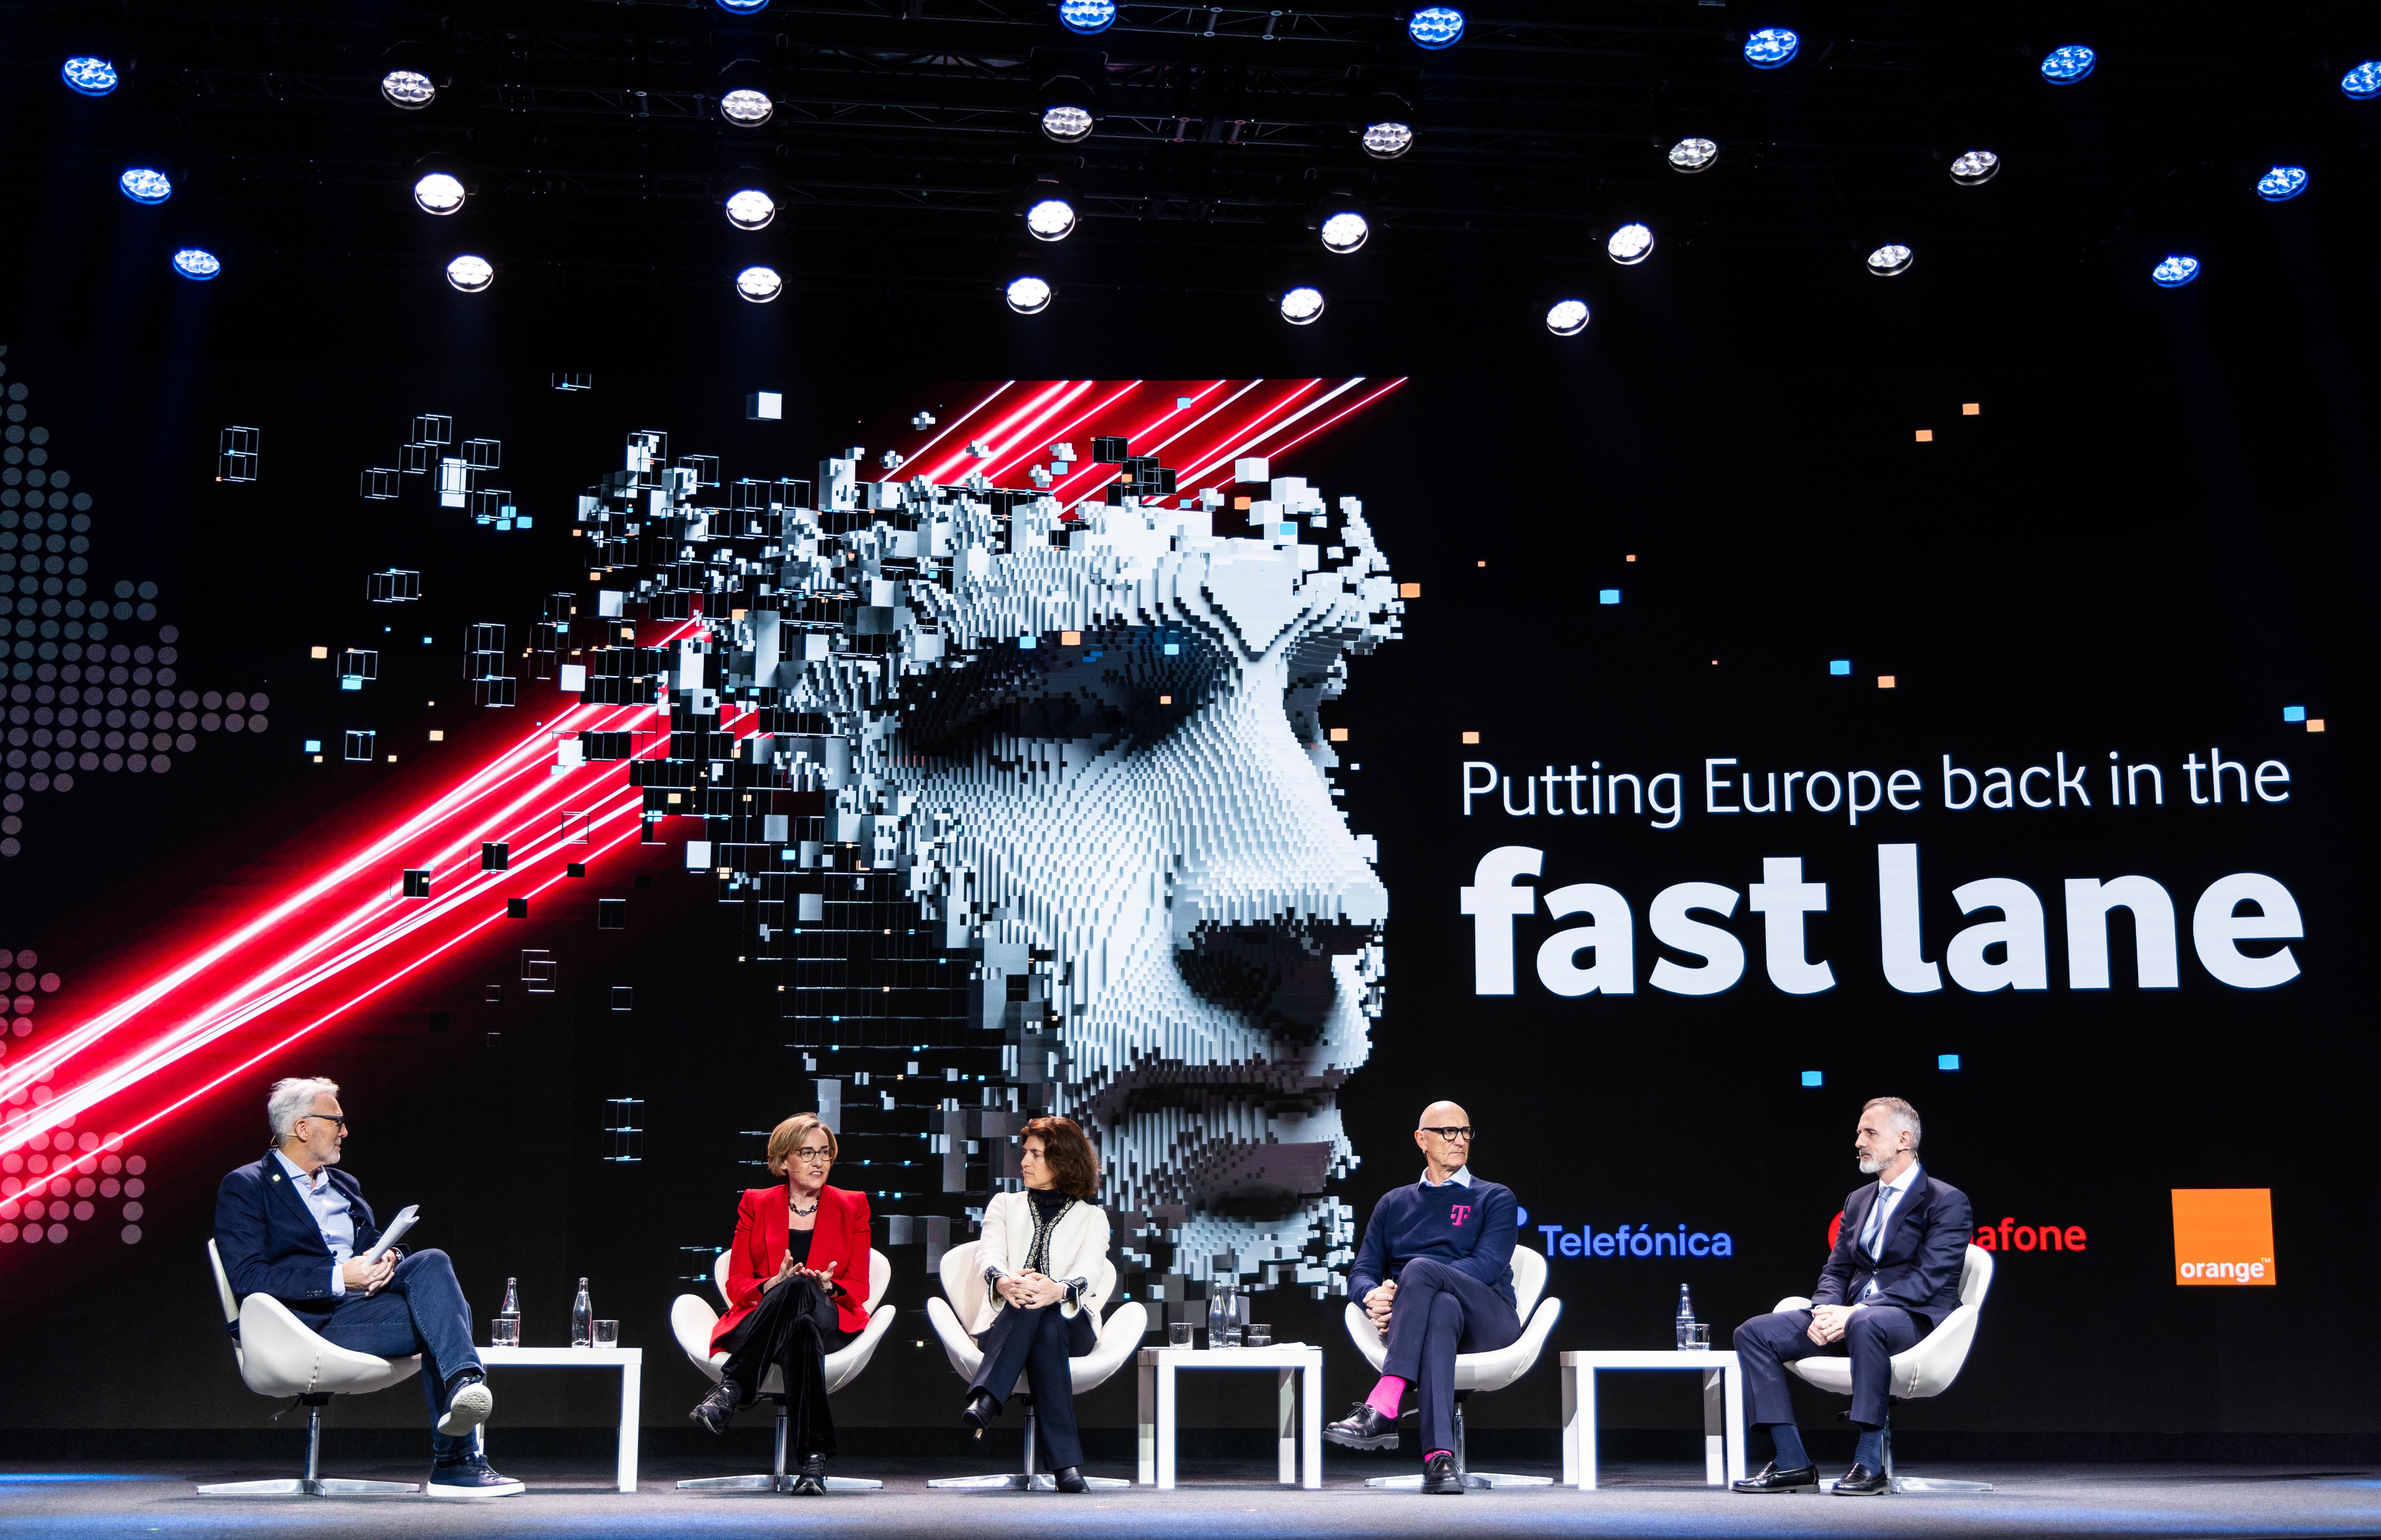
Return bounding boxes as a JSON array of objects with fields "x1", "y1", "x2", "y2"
[
  {"x1": 1364, "y1": 1376, "x2": 1408, "y2": 1419},
  {"x1": 1426, "y1": 1449, "x2": 1453, "y2": 1463}
]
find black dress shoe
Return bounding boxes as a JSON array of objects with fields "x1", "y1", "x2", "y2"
[
  {"x1": 1322, "y1": 1403, "x2": 1400, "y2": 1452},
  {"x1": 1831, "y1": 1462, "x2": 1889, "y2": 1495},
  {"x1": 1421, "y1": 1451, "x2": 1466, "y2": 1495},
  {"x1": 1051, "y1": 1466, "x2": 1090, "y2": 1493},
  {"x1": 1731, "y1": 1460, "x2": 1819, "y2": 1493},
  {"x1": 790, "y1": 1452, "x2": 828, "y2": 1496},
  {"x1": 689, "y1": 1380, "x2": 742, "y2": 1437},
  {"x1": 961, "y1": 1389, "x2": 1001, "y2": 1439}
]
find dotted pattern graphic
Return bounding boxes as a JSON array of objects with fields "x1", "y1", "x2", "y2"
[
  {"x1": 570, "y1": 431, "x2": 1399, "y2": 1295},
  {"x1": 0, "y1": 345, "x2": 266, "y2": 858},
  {"x1": 0, "y1": 948, "x2": 146, "y2": 1246}
]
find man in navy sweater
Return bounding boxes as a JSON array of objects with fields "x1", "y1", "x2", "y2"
[{"x1": 1323, "y1": 1101, "x2": 1520, "y2": 1495}]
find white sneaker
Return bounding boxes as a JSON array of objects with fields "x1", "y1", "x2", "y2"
[{"x1": 436, "y1": 1375, "x2": 495, "y2": 1437}]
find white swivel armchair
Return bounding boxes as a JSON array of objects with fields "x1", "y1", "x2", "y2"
[
  {"x1": 1775, "y1": 1242, "x2": 1996, "y2": 1493},
  {"x1": 669, "y1": 1246, "x2": 899, "y2": 1493},
  {"x1": 1341, "y1": 1244, "x2": 1564, "y2": 1489},
  {"x1": 197, "y1": 1239, "x2": 424, "y2": 1497},
  {"x1": 923, "y1": 1239, "x2": 1146, "y2": 1489}
]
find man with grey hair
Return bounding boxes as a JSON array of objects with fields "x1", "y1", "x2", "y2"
[
  {"x1": 1729, "y1": 1096, "x2": 1972, "y2": 1497},
  {"x1": 213, "y1": 1077, "x2": 521, "y2": 1497}
]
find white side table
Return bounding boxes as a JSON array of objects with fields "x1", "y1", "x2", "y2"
[
  {"x1": 1136, "y1": 1344, "x2": 1324, "y2": 1491},
  {"x1": 1559, "y1": 1349, "x2": 1744, "y2": 1491},
  {"x1": 477, "y1": 1346, "x2": 643, "y2": 1493}
]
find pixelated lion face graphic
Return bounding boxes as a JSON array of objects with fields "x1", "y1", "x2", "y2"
[{"x1": 585, "y1": 430, "x2": 1399, "y2": 1292}]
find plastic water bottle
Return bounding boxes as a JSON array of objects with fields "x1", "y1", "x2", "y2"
[
  {"x1": 1675, "y1": 1283, "x2": 1695, "y2": 1349},
  {"x1": 571, "y1": 1277, "x2": 592, "y2": 1348}
]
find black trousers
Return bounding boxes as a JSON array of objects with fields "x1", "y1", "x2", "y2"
[
  {"x1": 1378, "y1": 1257, "x2": 1522, "y2": 1457},
  {"x1": 714, "y1": 1278, "x2": 855, "y2": 1458},
  {"x1": 1733, "y1": 1304, "x2": 1929, "y2": 1430},
  {"x1": 968, "y1": 1303, "x2": 1098, "y2": 1471}
]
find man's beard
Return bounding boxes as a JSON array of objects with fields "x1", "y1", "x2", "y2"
[{"x1": 1856, "y1": 1152, "x2": 1886, "y2": 1174}]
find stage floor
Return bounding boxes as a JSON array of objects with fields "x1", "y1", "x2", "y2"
[{"x1": 7, "y1": 1456, "x2": 2378, "y2": 1538}]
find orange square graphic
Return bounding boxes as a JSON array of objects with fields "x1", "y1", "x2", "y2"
[{"x1": 2171, "y1": 1188, "x2": 2276, "y2": 1285}]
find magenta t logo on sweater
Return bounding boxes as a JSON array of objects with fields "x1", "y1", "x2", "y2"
[{"x1": 1451, "y1": 1203, "x2": 1474, "y2": 1227}]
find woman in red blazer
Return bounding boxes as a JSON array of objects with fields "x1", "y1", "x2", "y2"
[{"x1": 688, "y1": 1112, "x2": 873, "y2": 1494}]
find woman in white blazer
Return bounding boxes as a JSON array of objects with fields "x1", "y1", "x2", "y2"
[{"x1": 960, "y1": 1114, "x2": 1111, "y2": 1493}]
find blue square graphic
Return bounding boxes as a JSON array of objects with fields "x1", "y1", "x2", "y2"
[
  {"x1": 1830, "y1": 659, "x2": 1851, "y2": 675},
  {"x1": 2283, "y1": 705, "x2": 2306, "y2": 722},
  {"x1": 1800, "y1": 1070, "x2": 1824, "y2": 1087},
  {"x1": 1938, "y1": 1053, "x2": 1961, "y2": 1071},
  {"x1": 1599, "y1": 589, "x2": 1621, "y2": 605}
]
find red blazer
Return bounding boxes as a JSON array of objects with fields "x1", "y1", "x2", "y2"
[{"x1": 710, "y1": 1183, "x2": 874, "y2": 1351}]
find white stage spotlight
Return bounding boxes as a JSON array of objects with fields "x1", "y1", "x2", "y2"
[
  {"x1": 1866, "y1": 243, "x2": 1913, "y2": 276},
  {"x1": 446, "y1": 254, "x2": 494, "y2": 293},
  {"x1": 381, "y1": 69, "x2": 436, "y2": 109},
  {"x1": 736, "y1": 265, "x2": 785, "y2": 303},
  {"x1": 1668, "y1": 137, "x2": 1719, "y2": 173},
  {"x1": 1606, "y1": 223, "x2": 1653, "y2": 264},
  {"x1": 1320, "y1": 210, "x2": 1370, "y2": 254},
  {"x1": 413, "y1": 172, "x2": 466, "y2": 215},
  {"x1": 1026, "y1": 196, "x2": 1077, "y2": 242},
  {"x1": 725, "y1": 188, "x2": 777, "y2": 229},
  {"x1": 1006, "y1": 276, "x2": 1054, "y2": 314},
  {"x1": 1545, "y1": 299, "x2": 1589, "y2": 336},
  {"x1": 1363, "y1": 121, "x2": 1414, "y2": 159},
  {"x1": 1949, "y1": 150, "x2": 2000, "y2": 186},
  {"x1": 1280, "y1": 287, "x2": 1326, "y2": 324},
  {"x1": 1041, "y1": 105, "x2": 1095, "y2": 143},
  {"x1": 720, "y1": 88, "x2": 774, "y2": 126}
]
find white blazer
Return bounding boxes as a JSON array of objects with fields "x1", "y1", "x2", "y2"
[{"x1": 970, "y1": 1189, "x2": 1111, "y2": 1335}]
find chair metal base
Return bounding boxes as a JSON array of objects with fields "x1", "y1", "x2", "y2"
[
  {"x1": 196, "y1": 1477, "x2": 420, "y2": 1497},
  {"x1": 926, "y1": 1472, "x2": 1132, "y2": 1491},
  {"x1": 1364, "y1": 1471, "x2": 1553, "y2": 1489},
  {"x1": 675, "y1": 1473, "x2": 885, "y2": 1493},
  {"x1": 1890, "y1": 1476, "x2": 1995, "y2": 1493}
]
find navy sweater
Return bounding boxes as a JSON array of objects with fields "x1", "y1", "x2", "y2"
[{"x1": 1349, "y1": 1173, "x2": 1519, "y2": 1309}]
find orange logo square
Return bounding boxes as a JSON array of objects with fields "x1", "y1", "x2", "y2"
[{"x1": 2170, "y1": 1189, "x2": 2276, "y2": 1286}]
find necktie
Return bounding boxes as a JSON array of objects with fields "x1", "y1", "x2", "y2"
[{"x1": 1860, "y1": 1184, "x2": 1891, "y2": 1257}]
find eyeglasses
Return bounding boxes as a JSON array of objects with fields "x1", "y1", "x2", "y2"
[
  {"x1": 1420, "y1": 1125, "x2": 1474, "y2": 1142},
  {"x1": 791, "y1": 1146, "x2": 834, "y2": 1164},
  {"x1": 299, "y1": 1113, "x2": 348, "y2": 1131}
]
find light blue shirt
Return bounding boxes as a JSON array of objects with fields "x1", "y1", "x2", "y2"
[
  {"x1": 1420, "y1": 1165, "x2": 1474, "y2": 1188},
  {"x1": 1855, "y1": 1161, "x2": 1920, "y2": 1303},
  {"x1": 274, "y1": 1150, "x2": 356, "y2": 1296}
]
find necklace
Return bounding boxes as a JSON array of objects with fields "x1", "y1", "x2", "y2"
[{"x1": 789, "y1": 1191, "x2": 819, "y2": 1218}]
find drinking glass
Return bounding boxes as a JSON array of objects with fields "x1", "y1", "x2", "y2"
[
  {"x1": 1219, "y1": 1325, "x2": 1243, "y2": 1348},
  {"x1": 1168, "y1": 1321, "x2": 1195, "y2": 1348},
  {"x1": 490, "y1": 1316, "x2": 520, "y2": 1347},
  {"x1": 594, "y1": 1319, "x2": 621, "y2": 1349},
  {"x1": 1246, "y1": 1324, "x2": 1272, "y2": 1348},
  {"x1": 1683, "y1": 1323, "x2": 1712, "y2": 1350}
]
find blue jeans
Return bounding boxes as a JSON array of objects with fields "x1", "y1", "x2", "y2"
[{"x1": 318, "y1": 1248, "x2": 483, "y2": 1461}]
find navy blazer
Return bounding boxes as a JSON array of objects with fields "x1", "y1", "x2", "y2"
[
  {"x1": 213, "y1": 1153, "x2": 389, "y2": 1328},
  {"x1": 1809, "y1": 1168, "x2": 1973, "y2": 1329}
]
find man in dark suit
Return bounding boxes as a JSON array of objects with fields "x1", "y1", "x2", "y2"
[
  {"x1": 213, "y1": 1076, "x2": 521, "y2": 1497},
  {"x1": 1730, "y1": 1096, "x2": 1972, "y2": 1497}
]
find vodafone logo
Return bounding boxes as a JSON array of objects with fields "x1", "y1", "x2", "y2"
[{"x1": 1823, "y1": 1211, "x2": 2088, "y2": 1253}]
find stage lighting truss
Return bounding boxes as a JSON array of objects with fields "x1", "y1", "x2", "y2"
[
  {"x1": 2256, "y1": 165, "x2": 2308, "y2": 202},
  {"x1": 1280, "y1": 286, "x2": 1326, "y2": 325},
  {"x1": 118, "y1": 168, "x2": 172, "y2": 205},
  {"x1": 1744, "y1": 27, "x2": 1799, "y2": 69},
  {"x1": 720, "y1": 88, "x2": 774, "y2": 126},
  {"x1": 1024, "y1": 189, "x2": 1078, "y2": 242},
  {"x1": 413, "y1": 172, "x2": 466, "y2": 215},
  {"x1": 1319, "y1": 209, "x2": 1370, "y2": 254},
  {"x1": 1668, "y1": 137, "x2": 1720, "y2": 173},
  {"x1": 1866, "y1": 243, "x2": 1914, "y2": 277},
  {"x1": 725, "y1": 187, "x2": 777, "y2": 229},
  {"x1": 172, "y1": 248, "x2": 221, "y2": 281},
  {"x1": 2344, "y1": 61, "x2": 2381, "y2": 99},
  {"x1": 1006, "y1": 275, "x2": 1054, "y2": 314},
  {"x1": 2040, "y1": 45, "x2": 2095, "y2": 84},
  {"x1": 1950, "y1": 150, "x2": 2001, "y2": 186},
  {"x1": 1545, "y1": 298, "x2": 1590, "y2": 336},
  {"x1": 63, "y1": 57, "x2": 118, "y2": 96},
  {"x1": 380, "y1": 69, "x2": 436, "y2": 110},
  {"x1": 1060, "y1": 0, "x2": 1117, "y2": 35},
  {"x1": 446, "y1": 254, "x2": 495, "y2": 293},
  {"x1": 1362, "y1": 121, "x2": 1414, "y2": 160},
  {"x1": 736, "y1": 264, "x2": 785, "y2": 303},
  {"x1": 1041, "y1": 104, "x2": 1095, "y2": 143},
  {"x1": 2151, "y1": 254, "x2": 2200, "y2": 288},
  {"x1": 1408, "y1": 6, "x2": 1464, "y2": 49},
  {"x1": 1606, "y1": 223, "x2": 1654, "y2": 264}
]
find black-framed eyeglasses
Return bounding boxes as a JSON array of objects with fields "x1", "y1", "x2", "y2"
[
  {"x1": 1421, "y1": 1125, "x2": 1474, "y2": 1141},
  {"x1": 299, "y1": 1112, "x2": 348, "y2": 1130}
]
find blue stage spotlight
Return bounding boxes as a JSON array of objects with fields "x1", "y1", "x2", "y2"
[
  {"x1": 1319, "y1": 209, "x2": 1370, "y2": 254},
  {"x1": 715, "y1": 0, "x2": 771, "y2": 10},
  {"x1": 2341, "y1": 61, "x2": 2381, "y2": 99},
  {"x1": 172, "y1": 248, "x2": 221, "y2": 281},
  {"x1": 1408, "y1": 6, "x2": 1464, "y2": 49},
  {"x1": 1866, "y1": 243, "x2": 1913, "y2": 277},
  {"x1": 1005, "y1": 276, "x2": 1053, "y2": 314},
  {"x1": 1607, "y1": 223, "x2": 1654, "y2": 264},
  {"x1": 1280, "y1": 286, "x2": 1326, "y2": 325},
  {"x1": 2255, "y1": 166, "x2": 2307, "y2": 202},
  {"x1": 63, "y1": 57, "x2": 118, "y2": 96},
  {"x1": 735, "y1": 265, "x2": 784, "y2": 303},
  {"x1": 118, "y1": 168, "x2": 172, "y2": 205},
  {"x1": 1744, "y1": 27, "x2": 1798, "y2": 68},
  {"x1": 1545, "y1": 299, "x2": 1589, "y2": 336},
  {"x1": 1059, "y1": 0, "x2": 1117, "y2": 35},
  {"x1": 1950, "y1": 149, "x2": 2000, "y2": 186},
  {"x1": 2151, "y1": 254, "x2": 2199, "y2": 288},
  {"x1": 1667, "y1": 136, "x2": 1719, "y2": 173},
  {"x1": 725, "y1": 188, "x2": 776, "y2": 229},
  {"x1": 2040, "y1": 45, "x2": 2095, "y2": 84},
  {"x1": 445, "y1": 254, "x2": 494, "y2": 293}
]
